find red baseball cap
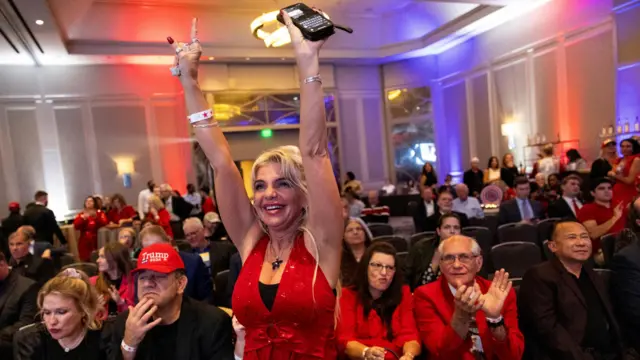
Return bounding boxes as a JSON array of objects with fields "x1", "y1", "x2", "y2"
[
  {"x1": 8, "y1": 202, "x2": 19, "y2": 211},
  {"x1": 133, "y1": 243, "x2": 185, "y2": 274}
]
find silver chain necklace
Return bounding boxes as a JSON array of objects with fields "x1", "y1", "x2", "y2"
[{"x1": 59, "y1": 330, "x2": 87, "y2": 352}]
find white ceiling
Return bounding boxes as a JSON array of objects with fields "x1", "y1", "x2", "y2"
[{"x1": 0, "y1": 0, "x2": 538, "y2": 65}]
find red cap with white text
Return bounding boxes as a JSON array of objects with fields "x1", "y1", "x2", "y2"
[{"x1": 133, "y1": 243, "x2": 185, "y2": 274}]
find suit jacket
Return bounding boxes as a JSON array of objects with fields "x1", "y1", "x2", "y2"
[
  {"x1": 518, "y1": 258, "x2": 624, "y2": 360},
  {"x1": 179, "y1": 251, "x2": 213, "y2": 303},
  {"x1": 104, "y1": 296, "x2": 234, "y2": 360},
  {"x1": 463, "y1": 169, "x2": 484, "y2": 195},
  {"x1": 9, "y1": 254, "x2": 55, "y2": 287},
  {"x1": 225, "y1": 252, "x2": 242, "y2": 308},
  {"x1": 498, "y1": 198, "x2": 544, "y2": 225},
  {"x1": 170, "y1": 196, "x2": 194, "y2": 221},
  {"x1": 0, "y1": 272, "x2": 37, "y2": 353},
  {"x1": 412, "y1": 201, "x2": 438, "y2": 233},
  {"x1": 414, "y1": 275, "x2": 524, "y2": 360},
  {"x1": 1, "y1": 214, "x2": 23, "y2": 237},
  {"x1": 548, "y1": 198, "x2": 578, "y2": 220},
  {"x1": 405, "y1": 237, "x2": 439, "y2": 291},
  {"x1": 611, "y1": 240, "x2": 640, "y2": 351},
  {"x1": 22, "y1": 204, "x2": 66, "y2": 245},
  {"x1": 32, "y1": 241, "x2": 51, "y2": 258},
  {"x1": 208, "y1": 240, "x2": 238, "y2": 280}
]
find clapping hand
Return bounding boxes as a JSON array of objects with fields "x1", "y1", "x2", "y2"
[
  {"x1": 480, "y1": 269, "x2": 512, "y2": 318},
  {"x1": 453, "y1": 283, "x2": 484, "y2": 319},
  {"x1": 123, "y1": 298, "x2": 162, "y2": 347},
  {"x1": 168, "y1": 18, "x2": 202, "y2": 83}
]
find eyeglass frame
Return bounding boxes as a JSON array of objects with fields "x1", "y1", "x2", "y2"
[
  {"x1": 368, "y1": 262, "x2": 396, "y2": 273},
  {"x1": 440, "y1": 253, "x2": 480, "y2": 265}
]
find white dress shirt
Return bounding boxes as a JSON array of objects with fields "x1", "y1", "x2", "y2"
[
  {"x1": 424, "y1": 201, "x2": 435, "y2": 217},
  {"x1": 453, "y1": 197, "x2": 484, "y2": 219},
  {"x1": 563, "y1": 196, "x2": 583, "y2": 216}
]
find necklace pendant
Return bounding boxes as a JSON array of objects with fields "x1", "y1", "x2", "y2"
[{"x1": 272, "y1": 258, "x2": 283, "y2": 270}]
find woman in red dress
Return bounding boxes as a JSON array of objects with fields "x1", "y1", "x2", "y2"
[
  {"x1": 167, "y1": 14, "x2": 343, "y2": 360},
  {"x1": 337, "y1": 242, "x2": 421, "y2": 360},
  {"x1": 609, "y1": 138, "x2": 640, "y2": 207},
  {"x1": 106, "y1": 193, "x2": 137, "y2": 226},
  {"x1": 145, "y1": 194, "x2": 173, "y2": 239},
  {"x1": 74, "y1": 196, "x2": 108, "y2": 261}
]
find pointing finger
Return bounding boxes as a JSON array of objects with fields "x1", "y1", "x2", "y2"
[{"x1": 191, "y1": 17, "x2": 198, "y2": 41}]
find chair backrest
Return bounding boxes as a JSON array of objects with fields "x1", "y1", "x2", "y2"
[
  {"x1": 62, "y1": 262, "x2": 99, "y2": 277},
  {"x1": 498, "y1": 223, "x2": 538, "y2": 245},
  {"x1": 410, "y1": 231, "x2": 436, "y2": 246},
  {"x1": 542, "y1": 240, "x2": 555, "y2": 260},
  {"x1": 396, "y1": 251, "x2": 408, "y2": 272},
  {"x1": 368, "y1": 223, "x2": 394, "y2": 237},
  {"x1": 491, "y1": 242, "x2": 542, "y2": 278},
  {"x1": 213, "y1": 269, "x2": 230, "y2": 307},
  {"x1": 536, "y1": 218, "x2": 561, "y2": 244},
  {"x1": 372, "y1": 236, "x2": 408, "y2": 253},
  {"x1": 600, "y1": 233, "x2": 617, "y2": 267},
  {"x1": 462, "y1": 226, "x2": 494, "y2": 276},
  {"x1": 594, "y1": 268, "x2": 612, "y2": 293}
]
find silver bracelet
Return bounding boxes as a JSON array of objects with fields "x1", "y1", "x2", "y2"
[
  {"x1": 303, "y1": 75, "x2": 322, "y2": 85},
  {"x1": 192, "y1": 121, "x2": 219, "y2": 128}
]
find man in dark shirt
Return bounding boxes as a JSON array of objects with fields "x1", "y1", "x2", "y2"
[
  {"x1": 106, "y1": 242, "x2": 233, "y2": 360},
  {"x1": 463, "y1": 157, "x2": 484, "y2": 197},
  {"x1": 590, "y1": 139, "x2": 617, "y2": 180},
  {"x1": 8, "y1": 231, "x2": 55, "y2": 287},
  {"x1": 21, "y1": 191, "x2": 66, "y2": 246},
  {"x1": 518, "y1": 220, "x2": 623, "y2": 359}
]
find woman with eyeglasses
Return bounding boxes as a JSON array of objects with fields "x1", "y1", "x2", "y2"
[
  {"x1": 340, "y1": 218, "x2": 373, "y2": 287},
  {"x1": 337, "y1": 242, "x2": 421, "y2": 360},
  {"x1": 405, "y1": 213, "x2": 461, "y2": 291}
]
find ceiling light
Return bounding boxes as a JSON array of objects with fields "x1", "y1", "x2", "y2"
[
  {"x1": 208, "y1": 57, "x2": 215, "y2": 60},
  {"x1": 250, "y1": 10, "x2": 330, "y2": 48},
  {"x1": 35, "y1": 20, "x2": 44, "y2": 25},
  {"x1": 245, "y1": 57, "x2": 251, "y2": 60}
]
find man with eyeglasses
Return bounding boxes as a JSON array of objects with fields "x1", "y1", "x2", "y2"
[{"x1": 414, "y1": 235, "x2": 524, "y2": 360}]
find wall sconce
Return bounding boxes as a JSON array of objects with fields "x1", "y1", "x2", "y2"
[
  {"x1": 501, "y1": 123, "x2": 518, "y2": 150},
  {"x1": 114, "y1": 157, "x2": 135, "y2": 188}
]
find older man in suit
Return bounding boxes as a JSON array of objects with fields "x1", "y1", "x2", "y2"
[
  {"x1": 518, "y1": 220, "x2": 624, "y2": 360},
  {"x1": 0, "y1": 250, "x2": 38, "y2": 358},
  {"x1": 416, "y1": 190, "x2": 468, "y2": 233},
  {"x1": 498, "y1": 176, "x2": 544, "y2": 225},
  {"x1": 548, "y1": 173, "x2": 584, "y2": 220},
  {"x1": 22, "y1": 191, "x2": 66, "y2": 246},
  {"x1": 8, "y1": 231, "x2": 55, "y2": 287}
]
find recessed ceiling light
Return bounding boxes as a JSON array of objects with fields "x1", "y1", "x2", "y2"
[
  {"x1": 245, "y1": 57, "x2": 251, "y2": 60},
  {"x1": 208, "y1": 57, "x2": 214, "y2": 60},
  {"x1": 35, "y1": 20, "x2": 44, "y2": 25},
  {"x1": 281, "y1": 58, "x2": 286, "y2": 60}
]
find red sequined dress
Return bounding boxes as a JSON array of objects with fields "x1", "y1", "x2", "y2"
[{"x1": 232, "y1": 234, "x2": 337, "y2": 359}]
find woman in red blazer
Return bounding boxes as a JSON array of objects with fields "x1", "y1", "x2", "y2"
[
  {"x1": 74, "y1": 196, "x2": 108, "y2": 261},
  {"x1": 337, "y1": 242, "x2": 421, "y2": 360},
  {"x1": 145, "y1": 194, "x2": 173, "y2": 239},
  {"x1": 413, "y1": 235, "x2": 524, "y2": 360},
  {"x1": 106, "y1": 193, "x2": 137, "y2": 225},
  {"x1": 89, "y1": 241, "x2": 135, "y2": 319}
]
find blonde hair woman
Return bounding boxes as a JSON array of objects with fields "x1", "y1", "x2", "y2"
[
  {"x1": 13, "y1": 268, "x2": 105, "y2": 359},
  {"x1": 144, "y1": 195, "x2": 173, "y2": 239},
  {"x1": 167, "y1": 13, "x2": 342, "y2": 359}
]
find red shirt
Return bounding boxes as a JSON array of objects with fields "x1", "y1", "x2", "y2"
[
  {"x1": 107, "y1": 205, "x2": 137, "y2": 224},
  {"x1": 146, "y1": 209, "x2": 173, "y2": 239},
  {"x1": 414, "y1": 276, "x2": 524, "y2": 360},
  {"x1": 577, "y1": 201, "x2": 626, "y2": 251},
  {"x1": 337, "y1": 286, "x2": 419, "y2": 359},
  {"x1": 202, "y1": 196, "x2": 216, "y2": 214}
]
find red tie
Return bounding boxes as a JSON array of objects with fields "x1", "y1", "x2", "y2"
[{"x1": 572, "y1": 198, "x2": 580, "y2": 215}]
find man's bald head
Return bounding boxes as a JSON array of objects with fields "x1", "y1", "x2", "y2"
[
  {"x1": 455, "y1": 183, "x2": 469, "y2": 199},
  {"x1": 368, "y1": 191, "x2": 379, "y2": 206}
]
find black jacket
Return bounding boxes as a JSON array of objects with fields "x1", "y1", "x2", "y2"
[
  {"x1": 1, "y1": 213, "x2": 23, "y2": 237},
  {"x1": 498, "y1": 198, "x2": 544, "y2": 225},
  {"x1": 611, "y1": 240, "x2": 640, "y2": 352},
  {"x1": 10, "y1": 254, "x2": 56, "y2": 287},
  {"x1": 463, "y1": 169, "x2": 484, "y2": 196},
  {"x1": 13, "y1": 323, "x2": 106, "y2": 360},
  {"x1": 168, "y1": 196, "x2": 194, "y2": 222},
  {"x1": 22, "y1": 204, "x2": 66, "y2": 245},
  {"x1": 547, "y1": 198, "x2": 578, "y2": 220},
  {"x1": 104, "y1": 296, "x2": 234, "y2": 360},
  {"x1": 0, "y1": 272, "x2": 37, "y2": 354},
  {"x1": 405, "y1": 237, "x2": 439, "y2": 291}
]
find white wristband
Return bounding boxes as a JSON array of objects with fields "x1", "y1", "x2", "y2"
[
  {"x1": 486, "y1": 315, "x2": 504, "y2": 323},
  {"x1": 188, "y1": 109, "x2": 214, "y2": 124},
  {"x1": 121, "y1": 340, "x2": 136, "y2": 353}
]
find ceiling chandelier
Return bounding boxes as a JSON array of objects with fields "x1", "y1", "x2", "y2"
[
  {"x1": 250, "y1": 11, "x2": 291, "y2": 47},
  {"x1": 250, "y1": 10, "x2": 331, "y2": 48}
]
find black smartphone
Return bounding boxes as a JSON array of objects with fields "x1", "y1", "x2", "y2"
[{"x1": 277, "y1": 3, "x2": 353, "y2": 41}]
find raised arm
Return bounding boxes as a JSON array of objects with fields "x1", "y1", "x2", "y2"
[
  {"x1": 170, "y1": 19, "x2": 256, "y2": 256},
  {"x1": 282, "y1": 12, "x2": 343, "y2": 286}
]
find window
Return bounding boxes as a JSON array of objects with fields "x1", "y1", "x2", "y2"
[{"x1": 385, "y1": 86, "x2": 435, "y2": 183}]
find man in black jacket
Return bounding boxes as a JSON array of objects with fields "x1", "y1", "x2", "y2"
[
  {"x1": 0, "y1": 250, "x2": 38, "y2": 358},
  {"x1": 22, "y1": 191, "x2": 66, "y2": 246},
  {"x1": 106, "y1": 243, "x2": 233, "y2": 360},
  {"x1": 8, "y1": 231, "x2": 55, "y2": 287}
]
